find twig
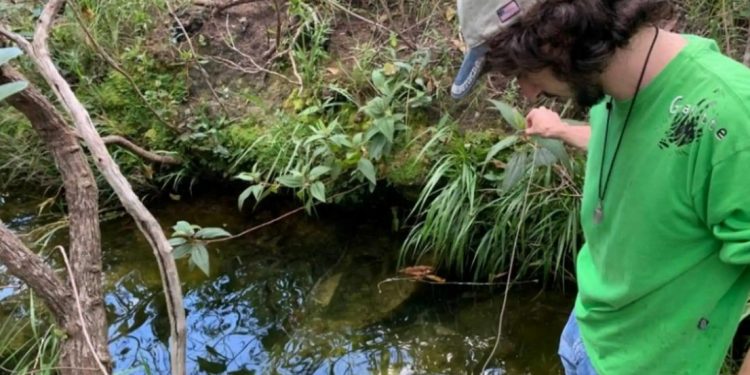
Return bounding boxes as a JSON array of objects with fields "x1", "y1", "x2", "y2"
[
  {"x1": 323, "y1": 0, "x2": 417, "y2": 51},
  {"x1": 214, "y1": 0, "x2": 266, "y2": 14},
  {"x1": 101, "y1": 135, "x2": 181, "y2": 165},
  {"x1": 55, "y1": 246, "x2": 109, "y2": 375},
  {"x1": 68, "y1": 1, "x2": 175, "y2": 130},
  {"x1": 219, "y1": 13, "x2": 299, "y2": 85},
  {"x1": 481, "y1": 149, "x2": 538, "y2": 373},
  {"x1": 1, "y1": 3, "x2": 188, "y2": 373},
  {"x1": 164, "y1": 0, "x2": 229, "y2": 115},
  {"x1": 205, "y1": 183, "x2": 366, "y2": 244},
  {"x1": 288, "y1": 48, "x2": 303, "y2": 95},
  {"x1": 376, "y1": 277, "x2": 538, "y2": 293}
]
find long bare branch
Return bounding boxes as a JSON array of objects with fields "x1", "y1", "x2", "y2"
[
  {"x1": 101, "y1": 135, "x2": 181, "y2": 165},
  {"x1": 743, "y1": 25, "x2": 750, "y2": 67},
  {"x1": 1, "y1": 1, "x2": 187, "y2": 373},
  {"x1": 0, "y1": 224, "x2": 75, "y2": 332}
]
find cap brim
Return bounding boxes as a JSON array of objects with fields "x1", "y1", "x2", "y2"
[{"x1": 451, "y1": 44, "x2": 488, "y2": 99}]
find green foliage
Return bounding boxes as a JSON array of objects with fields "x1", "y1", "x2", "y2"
[
  {"x1": 400, "y1": 104, "x2": 584, "y2": 281},
  {"x1": 0, "y1": 47, "x2": 28, "y2": 102},
  {"x1": 169, "y1": 221, "x2": 232, "y2": 276},
  {"x1": 0, "y1": 292, "x2": 62, "y2": 374}
]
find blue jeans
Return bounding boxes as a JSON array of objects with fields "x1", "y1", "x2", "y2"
[{"x1": 558, "y1": 312, "x2": 598, "y2": 375}]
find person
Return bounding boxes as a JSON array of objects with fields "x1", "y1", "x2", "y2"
[{"x1": 450, "y1": 0, "x2": 750, "y2": 374}]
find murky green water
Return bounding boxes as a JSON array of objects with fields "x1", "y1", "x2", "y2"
[{"x1": 1, "y1": 191, "x2": 574, "y2": 374}]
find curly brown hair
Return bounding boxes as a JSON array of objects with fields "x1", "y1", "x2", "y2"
[{"x1": 485, "y1": 0, "x2": 674, "y2": 80}]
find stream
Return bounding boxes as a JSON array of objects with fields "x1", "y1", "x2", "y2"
[{"x1": 0, "y1": 190, "x2": 574, "y2": 374}]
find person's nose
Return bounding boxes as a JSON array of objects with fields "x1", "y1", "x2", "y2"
[{"x1": 518, "y1": 78, "x2": 542, "y2": 101}]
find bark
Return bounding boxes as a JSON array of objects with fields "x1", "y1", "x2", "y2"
[
  {"x1": 1, "y1": 66, "x2": 110, "y2": 373},
  {"x1": 102, "y1": 135, "x2": 181, "y2": 165},
  {"x1": 0, "y1": 1, "x2": 187, "y2": 373}
]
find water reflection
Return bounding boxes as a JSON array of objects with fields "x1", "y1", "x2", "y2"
[{"x1": 7, "y1": 193, "x2": 573, "y2": 374}]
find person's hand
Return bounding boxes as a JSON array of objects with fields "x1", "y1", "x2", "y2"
[{"x1": 525, "y1": 106, "x2": 566, "y2": 139}]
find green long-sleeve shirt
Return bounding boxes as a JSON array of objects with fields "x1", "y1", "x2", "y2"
[{"x1": 575, "y1": 35, "x2": 750, "y2": 374}]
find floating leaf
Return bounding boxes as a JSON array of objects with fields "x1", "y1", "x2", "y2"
[
  {"x1": 197, "y1": 356, "x2": 227, "y2": 374},
  {"x1": 190, "y1": 244, "x2": 210, "y2": 276},
  {"x1": 0, "y1": 81, "x2": 27, "y2": 102},
  {"x1": 310, "y1": 181, "x2": 326, "y2": 202},
  {"x1": 195, "y1": 227, "x2": 231, "y2": 239},
  {"x1": 503, "y1": 151, "x2": 528, "y2": 191},
  {"x1": 0, "y1": 47, "x2": 22, "y2": 66},
  {"x1": 357, "y1": 158, "x2": 377, "y2": 184},
  {"x1": 488, "y1": 99, "x2": 525, "y2": 130},
  {"x1": 483, "y1": 135, "x2": 519, "y2": 165}
]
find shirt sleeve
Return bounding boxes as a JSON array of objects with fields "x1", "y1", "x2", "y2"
[{"x1": 695, "y1": 149, "x2": 750, "y2": 265}]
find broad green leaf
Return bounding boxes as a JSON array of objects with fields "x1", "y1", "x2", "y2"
[
  {"x1": 172, "y1": 221, "x2": 195, "y2": 236},
  {"x1": 533, "y1": 147, "x2": 557, "y2": 167},
  {"x1": 375, "y1": 118, "x2": 395, "y2": 143},
  {"x1": 534, "y1": 137, "x2": 570, "y2": 166},
  {"x1": 195, "y1": 227, "x2": 231, "y2": 239},
  {"x1": 234, "y1": 172, "x2": 258, "y2": 183},
  {"x1": 310, "y1": 181, "x2": 326, "y2": 202},
  {"x1": 483, "y1": 135, "x2": 519, "y2": 164},
  {"x1": 329, "y1": 134, "x2": 351, "y2": 147},
  {"x1": 196, "y1": 356, "x2": 226, "y2": 374},
  {"x1": 309, "y1": 166, "x2": 331, "y2": 180},
  {"x1": 172, "y1": 244, "x2": 193, "y2": 259},
  {"x1": 357, "y1": 158, "x2": 377, "y2": 184},
  {"x1": 0, "y1": 81, "x2": 27, "y2": 102},
  {"x1": 0, "y1": 47, "x2": 22, "y2": 66},
  {"x1": 277, "y1": 174, "x2": 305, "y2": 188},
  {"x1": 371, "y1": 70, "x2": 388, "y2": 93},
  {"x1": 168, "y1": 237, "x2": 187, "y2": 247},
  {"x1": 488, "y1": 99, "x2": 525, "y2": 130},
  {"x1": 238, "y1": 184, "x2": 264, "y2": 210},
  {"x1": 368, "y1": 135, "x2": 387, "y2": 160},
  {"x1": 190, "y1": 244, "x2": 210, "y2": 276},
  {"x1": 503, "y1": 151, "x2": 528, "y2": 191}
]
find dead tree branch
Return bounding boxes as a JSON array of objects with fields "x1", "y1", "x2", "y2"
[
  {"x1": 0, "y1": 1, "x2": 187, "y2": 373},
  {"x1": 1, "y1": 64, "x2": 111, "y2": 374},
  {"x1": 101, "y1": 135, "x2": 181, "y2": 165},
  {"x1": 744, "y1": 25, "x2": 750, "y2": 67}
]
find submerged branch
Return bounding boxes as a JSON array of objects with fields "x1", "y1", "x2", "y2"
[{"x1": 376, "y1": 277, "x2": 538, "y2": 293}]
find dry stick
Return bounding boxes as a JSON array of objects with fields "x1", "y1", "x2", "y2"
[
  {"x1": 376, "y1": 277, "x2": 538, "y2": 293},
  {"x1": 324, "y1": 0, "x2": 417, "y2": 51},
  {"x1": 481, "y1": 150, "x2": 538, "y2": 374},
  {"x1": 0, "y1": 3, "x2": 187, "y2": 374},
  {"x1": 219, "y1": 13, "x2": 300, "y2": 85},
  {"x1": 205, "y1": 183, "x2": 366, "y2": 244},
  {"x1": 164, "y1": 0, "x2": 229, "y2": 116},
  {"x1": 68, "y1": 1, "x2": 175, "y2": 130},
  {"x1": 55, "y1": 246, "x2": 109, "y2": 375},
  {"x1": 213, "y1": 0, "x2": 266, "y2": 14},
  {"x1": 101, "y1": 135, "x2": 181, "y2": 165}
]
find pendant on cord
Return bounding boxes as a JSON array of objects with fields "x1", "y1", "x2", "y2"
[{"x1": 594, "y1": 200, "x2": 604, "y2": 224}]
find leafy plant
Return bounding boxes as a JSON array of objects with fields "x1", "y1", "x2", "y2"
[
  {"x1": 401, "y1": 101, "x2": 583, "y2": 281},
  {"x1": 169, "y1": 221, "x2": 231, "y2": 276},
  {"x1": 0, "y1": 47, "x2": 28, "y2": 101}
]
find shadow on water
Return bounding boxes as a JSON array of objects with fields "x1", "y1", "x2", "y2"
[{"x1": 2, "y1": 191, "x2": 575, "y2": 374}]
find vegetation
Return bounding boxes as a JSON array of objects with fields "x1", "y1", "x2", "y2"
[{"x1": 0, "y1": 0, "x2": 748, "y2": 371}]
